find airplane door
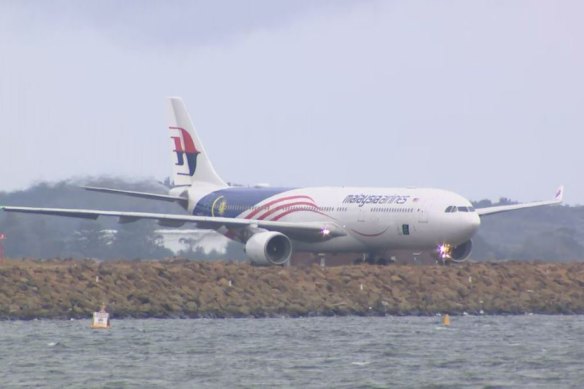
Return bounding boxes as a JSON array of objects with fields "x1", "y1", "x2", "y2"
[
  {"x1": 357, "y1": 208, "x2": 367, "y2": 223},
  {"x1": 417, "y1": 207, "x2": 428, "y2": 223}
]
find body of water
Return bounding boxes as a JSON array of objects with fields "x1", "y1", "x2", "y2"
[{"x1": 0, "y1": 315, "x2": 583, "y2": 388}]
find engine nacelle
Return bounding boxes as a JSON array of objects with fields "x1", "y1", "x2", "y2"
[
  {"x1": 450, "y1": 240, "x2": 473, "y2": 262},
  {"x1": 245, "y1": 231, "x2": 293, "y2": 266}
]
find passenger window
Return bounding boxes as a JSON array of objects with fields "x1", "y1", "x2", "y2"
[{"x1": 402, "y1": 224, "x2": 410, "y2": 235}]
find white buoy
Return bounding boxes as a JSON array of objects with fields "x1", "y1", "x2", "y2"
[{"x1": 91, "y1": 304, "x2": 111, "y2": 329}]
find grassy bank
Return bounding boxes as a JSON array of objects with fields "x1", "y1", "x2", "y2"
[{"x1": 1, "y1": 259, "x2": 583, "y2": 319}]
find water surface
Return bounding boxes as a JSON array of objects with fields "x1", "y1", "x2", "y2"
[{"x1": 1, "y1": 315, "x2": 582, "y2": 388}]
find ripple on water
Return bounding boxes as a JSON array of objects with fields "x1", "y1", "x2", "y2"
[{"x1": 0, "y1": 316, "x2": 583, "y2": 387}]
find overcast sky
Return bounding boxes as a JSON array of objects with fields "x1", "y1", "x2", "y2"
[{"x1": 1, "y1": 0, "x2": 582, "y2": 204}]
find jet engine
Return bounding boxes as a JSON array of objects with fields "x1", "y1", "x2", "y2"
[
  {"x1": 245, "y1": 231, "x2": 293, "y2": 266},
  {"x1": 450, "y1": 240, "x2": 473, "y2": 262},
  {"x1": 437, "y1": 240, "x2": 473, "y2": 263}
]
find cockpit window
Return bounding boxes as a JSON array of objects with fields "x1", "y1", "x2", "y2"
[
  {"x1": 446, "y1": 205, "x2": 476, "y2": 213},
  {"x1": 457, "y1": 206, "x2": 476, "y2": 212}
]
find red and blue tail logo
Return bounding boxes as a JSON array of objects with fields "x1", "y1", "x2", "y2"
[{"x1": 170, "y1": 126, "x2": 200, "y2": 176}]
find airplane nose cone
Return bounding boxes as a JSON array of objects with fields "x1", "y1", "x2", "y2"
[{"x1": 468, "y1": 213, "x2": 481, "y2": 235}]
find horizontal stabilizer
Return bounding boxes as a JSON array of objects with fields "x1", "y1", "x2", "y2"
[{"x1": 83, "y1": 186, "x2": 188, "y2": 206}]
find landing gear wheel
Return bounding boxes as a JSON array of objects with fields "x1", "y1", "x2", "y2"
[{"x1": 376, "y1": 257, "x2": 389, "y2": 266}]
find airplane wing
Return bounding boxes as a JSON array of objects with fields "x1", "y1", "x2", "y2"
[
  {"x1": 476, "y1": 186, "x2": 564, "y2": 217},
  {"x1": 0, "y1": 206, "x2": 346, "y2": 241}
]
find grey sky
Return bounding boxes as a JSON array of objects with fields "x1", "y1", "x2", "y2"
[{"x1": 1, "y1": 1, "x2": 582, "y2": 204}]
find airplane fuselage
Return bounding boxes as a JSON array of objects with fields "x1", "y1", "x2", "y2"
[{"x1": 183, "y1": 186, "x2": 481, "y2": 255}]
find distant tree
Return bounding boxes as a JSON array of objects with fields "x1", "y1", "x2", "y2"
[
  {"x1": 177, "y1": 236, "x2": 245, "y2": 261},
  {"x1": 224, "y1": 241, "x2": 246, "y2": 261},
  {"x1": 30, "y1": 218, "x2": 66, "y2": 258},
  {"x1": 497, "y1": 197, "x2": 516, "y2": 205},
  {"x1": 178, "y1": 236, "x2": 198, "y2": 255},
  {"x1": 68, "y1": 220, "x2": 112, "y2": 259},
  {"x1": 513, "y1": 228, "x2": 584, "y2": 261},
  {"x1": 469, "y1": 234, "x2": 503, "y2": 261},
  {"x1": 472, "y1": 199, "x2": 492, "y2": 209},
  {"x1": 177, "y1": 237, "x2": 223, "y2": 260},
  {"x1": 0, "y1": 215, "x2": 66, "y2": 259},
  {"x1": 110, "y1": 220, "x2": 173, "y2": 260},
  {"x1": 0, "y1": 213, "x2": 35, "y2": 258}
]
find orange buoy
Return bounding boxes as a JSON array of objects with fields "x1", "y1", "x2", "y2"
[{"x1": 441, "y1": 314, "x2": 451, "y2": 326}]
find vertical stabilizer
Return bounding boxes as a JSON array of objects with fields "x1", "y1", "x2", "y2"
[{"x1": 168, "y1": 97, "x2": 227, "y2": 188}]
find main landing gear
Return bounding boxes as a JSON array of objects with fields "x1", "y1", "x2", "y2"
[{"x1": 353, "y1": 254, "x2": 394, "y2": 266}]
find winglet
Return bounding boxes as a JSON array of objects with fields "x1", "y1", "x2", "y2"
[{"x1": 554, "y1": 185, "x2": 564, "y2": 203}]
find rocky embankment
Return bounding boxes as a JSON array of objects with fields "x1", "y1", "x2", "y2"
[{"x1": 1, "y1": 259, "x2": 584, "y2": 319}]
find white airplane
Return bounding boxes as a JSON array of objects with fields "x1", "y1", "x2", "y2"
[{"x1": 2, "y1": 98, "x2": 564, "y2": 265}]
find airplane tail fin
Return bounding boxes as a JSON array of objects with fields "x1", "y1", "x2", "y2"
[{"x1": 168, "y1": 97, "x2": 227, "y2": 188}]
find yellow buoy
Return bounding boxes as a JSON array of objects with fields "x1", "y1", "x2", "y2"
[{"x1": 441, "y1": 314, "x2": 451, "y2": 326}]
